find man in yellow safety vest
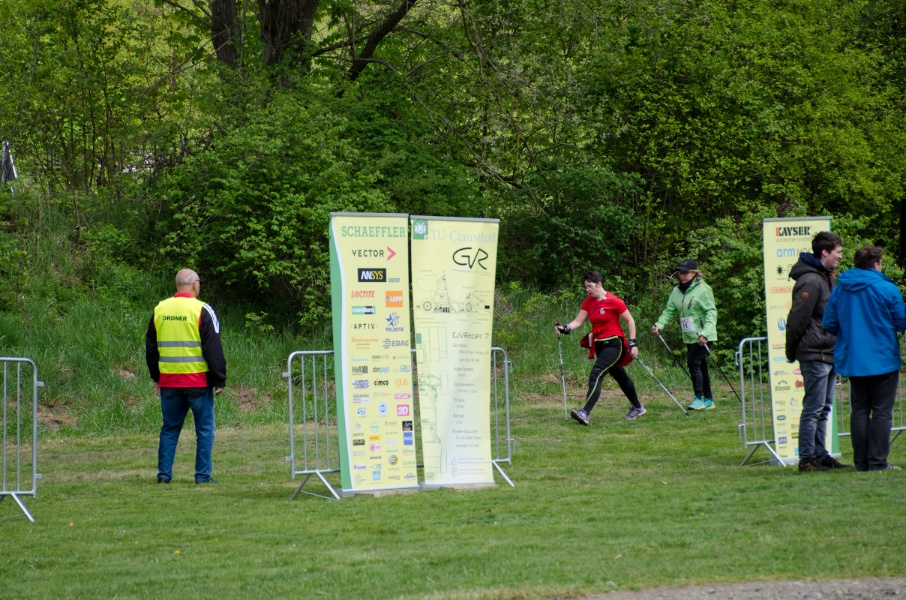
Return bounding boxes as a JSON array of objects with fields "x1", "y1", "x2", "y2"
[{"x1": 145, "y1": 269, "x2": 227, "y2": 484}]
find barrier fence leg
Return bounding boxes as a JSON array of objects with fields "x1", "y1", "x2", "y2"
[
  {"x1": 492, "y1": 461, "x2": 514, "y2": 488},
  {"x1": 0, "y1": 494, "x2": 35, "y2": 523}
]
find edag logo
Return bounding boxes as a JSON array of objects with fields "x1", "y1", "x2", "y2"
[
  {"x1": 452, "y1": 247, "x2": 489, "y2": 270},
  {"x1": 358, "y1": 268, "x2": 386, "y2": 282},
  {"x1": 383, "y1": 339, "x2": 409, "y2": 349}
]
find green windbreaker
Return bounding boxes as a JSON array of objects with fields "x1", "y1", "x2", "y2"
[{"x1": 654, "y1": 278, "x2": 718, "y2": 344}]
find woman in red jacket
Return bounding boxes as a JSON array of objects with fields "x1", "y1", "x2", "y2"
[{"x1": 555, "y1": 270, "x2": 642, "y2": 425}]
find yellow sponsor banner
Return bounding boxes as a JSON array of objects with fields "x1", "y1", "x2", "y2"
[
  {"x1": 329, "y1": 213, "x2": 418, "y2": 494},
  {"x1": 410, "y1": 216, "x2": 498, "y2": 487},
  {"x1": 762, "y1": 217, "x2": 837, "y2": 463}
]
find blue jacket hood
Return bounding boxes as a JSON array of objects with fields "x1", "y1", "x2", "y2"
[{"x1": 835, "y1": 267, "x2": 893, "y2": 293}]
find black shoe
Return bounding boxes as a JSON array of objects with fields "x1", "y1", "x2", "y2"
[
  {"x1": 798, "y1": 458, "x2": 828, "y2": 472},
  {"x1": 195, "y1": 477, "x2": 219, "y2": 484},
  {"x1": 819, "y1": 455, "x2": 852, "y2": 469},
  {"x1": 157, "y1": 476, "x2": 171, "y2": 484},
  {"x1": 869, "y1": 464, "x2": 901, "y2": 472}
]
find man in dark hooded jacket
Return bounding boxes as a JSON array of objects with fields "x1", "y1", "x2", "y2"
[{"x1": 785, "y1": 231, "x2": 849, "y2": 472}]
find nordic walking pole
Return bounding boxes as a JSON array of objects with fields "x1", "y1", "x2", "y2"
[
  {"x1": 655, "y1": 332, "x2": 694, "y2": 385},
  {"x1": 555, "y1": 323, "x2": 568, "y2": 420},
  {"x1": 634, "y1": 356, "x2": 689, "y2": 415},
  {"x1": 701, "y1": 340, "x2": 743, "y2": 405}
]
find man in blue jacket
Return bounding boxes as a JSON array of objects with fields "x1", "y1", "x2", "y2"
[{"x1": 824, "y1": 247, "x2": 906, "y2": 472}]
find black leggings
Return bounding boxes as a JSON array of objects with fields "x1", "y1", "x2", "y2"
[
  {"x1": 686, "y1": 342, "x2": 712, "y2": 399},
  {"x1": 583, "y1": 338, "x2": 640, "y2": 414}
]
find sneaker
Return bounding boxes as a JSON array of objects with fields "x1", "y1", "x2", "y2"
[
  {"x1": 869, "y1": 464, "x2": 901, "y2": 472},
  {"x1": 819, "y1": 455, "x2": 852, "y2": 469},
  {"x1": 688, "y1": 397, "x2": 704, "y2": 410},
  {"x1": 157, "y1": 476, "x2": 171, "y2": 484},
  {"x1": 624, "y1": 406, "x2": 647, "y2": 420},
  {"x1": 798, "y1": 458, "x2": 829, "y2": 472},
  {"x1": 570, "y1": 408, "x2": 590, "y2": 426},
  {"x1": 195, "y1": 477, "x2": 219, "y2": 484},
  {"x1": 702, "y1": 398, "x2": 715, "y2": 410}
]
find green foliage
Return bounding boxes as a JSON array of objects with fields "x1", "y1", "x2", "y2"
[{"x1": 146, "y1": 86, "x2": 394, "y2": 326}]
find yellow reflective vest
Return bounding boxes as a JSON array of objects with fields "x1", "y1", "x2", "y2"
[{"x1": 153, "y1": 295, "x2": 209, "y2": 387}]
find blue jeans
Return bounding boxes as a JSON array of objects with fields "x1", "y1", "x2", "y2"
[
  {"x1": 797, "y1": 360, "x2": 835, "y2": 461},
  {"x1": 158, "y1": 387, "x2": 216, "y2": 482},
  {"x1": 850, "y1": 371, "x2": 899, "y2": 471}
]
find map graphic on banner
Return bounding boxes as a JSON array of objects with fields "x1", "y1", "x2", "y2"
[
  {"x1": 410, "y1": 216, "x2": 499, "y2": 487},
  {"x1": 329, "y1": 213, "x2": 418, "y2": 494},
  {"x1": 763, "y1": 216, "x2": 838, "y2": 463}
]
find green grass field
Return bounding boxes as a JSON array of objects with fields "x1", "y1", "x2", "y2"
[{"x1": 3, "y1": 365, "x2": 905, "y2": 599}]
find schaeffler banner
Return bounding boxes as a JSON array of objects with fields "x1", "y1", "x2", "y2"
[
  {"x1": 763, "y1": 216, "x2": 838, "y2": 464},
  {"x1": 329, "y1": 213, "x2": 418, "y2": 494},
  {"x1": 410, "y1": 216, "x2": 499, "y2": 488}
]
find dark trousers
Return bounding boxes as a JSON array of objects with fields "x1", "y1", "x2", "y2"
[
  {"x1": 583, "y1": 338, "x2": 640, "y2": 414},
  {"x1": 686, "y1": 342, "x2": 713, "y2": 399},
  {"x1": 849, "y1": 370, "x2": 899, "y2": 471}
]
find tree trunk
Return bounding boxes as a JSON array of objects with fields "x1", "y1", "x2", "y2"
[
  {"x1": 211, "y1": 0, "x2": 241, "y2": 68},
  {"x1": 258, "y1": 0, "x2": 320, "y2": 67},
  {"x1": 347, "y1": 0, "x2": 418, "y2": 82}
]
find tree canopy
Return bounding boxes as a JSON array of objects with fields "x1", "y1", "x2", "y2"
[{"x1": 1, "y1": 0, "x2": 904, "y2": 330}]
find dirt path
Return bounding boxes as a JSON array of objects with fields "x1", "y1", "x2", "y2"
[{"x1": 589, "y1": 577, "x2": 906, "y2": 599}]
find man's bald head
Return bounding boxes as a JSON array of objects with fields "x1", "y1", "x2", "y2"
[{"x1": 175, "y1": 269, "x2": 200, "y2": 297}]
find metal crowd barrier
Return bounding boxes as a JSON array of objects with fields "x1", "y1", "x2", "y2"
[
  {"x1": 284, "y1": 347, "x2": 514, "y2": 500},
  {"x1": 834, "y1": 378, "x2": 906, "y2": 443},
  {"x1": 736, "y1": 337, "x2": 906, "y2": 466},
  {"x1": 1, "y1": 358, "x2": 42, "y2": 522},
  {"x1": 736, "y1": 337, "x2": 781, "y2": 466}
]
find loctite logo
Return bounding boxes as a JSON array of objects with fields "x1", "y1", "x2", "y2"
[
  {"x1": 351, "y1": 290, "x2": 375, "y2": 298},
  {"x1": 358, "y1": 268, "x2": 386, "y2": 282}
]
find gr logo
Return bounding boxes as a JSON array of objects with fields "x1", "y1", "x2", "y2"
[
  {"x1": 358, "y1": 268, "x2": 386, "y2": 282},
  {"x1": 452, "y1": 247, "x2": 489, "y2": 271}
]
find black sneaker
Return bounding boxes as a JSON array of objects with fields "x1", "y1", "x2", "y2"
[
  {"x1": 195, "y1": 477, "x2": 219, "y2": 484},
  {"x1": 819, "y1": 455, "x2": 852, "y2": 469},
  {"x1": 798, "y1": 458, "x2": 828, "y2": 472},
  {"x1": 569, "y1": 408, "x2": 590, "y2": 426},
  {"x1": 157, "y1": 476, "x2": 171, "y2": 484},
  {"x1": 869, "y1": 464, "x2": 901, "y2": 472}
]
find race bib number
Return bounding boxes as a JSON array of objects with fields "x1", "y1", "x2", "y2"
[{"x1": 680, "y1": 316, "x2": 696, "y2": 332}]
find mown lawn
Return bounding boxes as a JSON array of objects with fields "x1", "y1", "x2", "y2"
[{"x1": 3, "y1": 376, "x2": 905, "y2": 599}]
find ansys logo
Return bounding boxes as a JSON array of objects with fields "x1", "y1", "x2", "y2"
[
  {"x1": 358, "y1": 268, "x2": 386, "y2": 282},
  {"x1": 412, "y1": 220, "x2": 428, "y2": 240}
]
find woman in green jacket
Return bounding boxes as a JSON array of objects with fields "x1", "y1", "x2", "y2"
[{"x1": 651, "y1": 259, "x2": 718, "y2": 410}]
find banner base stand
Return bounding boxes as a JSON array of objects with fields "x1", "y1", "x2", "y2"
[
  {"x1": 438, "y1": 483, "x2": 497, "y2": 491},
  {"x1": 349, "y1": 488, "x2": 419, "y2": 498}
]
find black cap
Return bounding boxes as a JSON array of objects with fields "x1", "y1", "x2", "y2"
[{"x1": 677, "y1": 259, "x2": 698, "y2": 271}]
